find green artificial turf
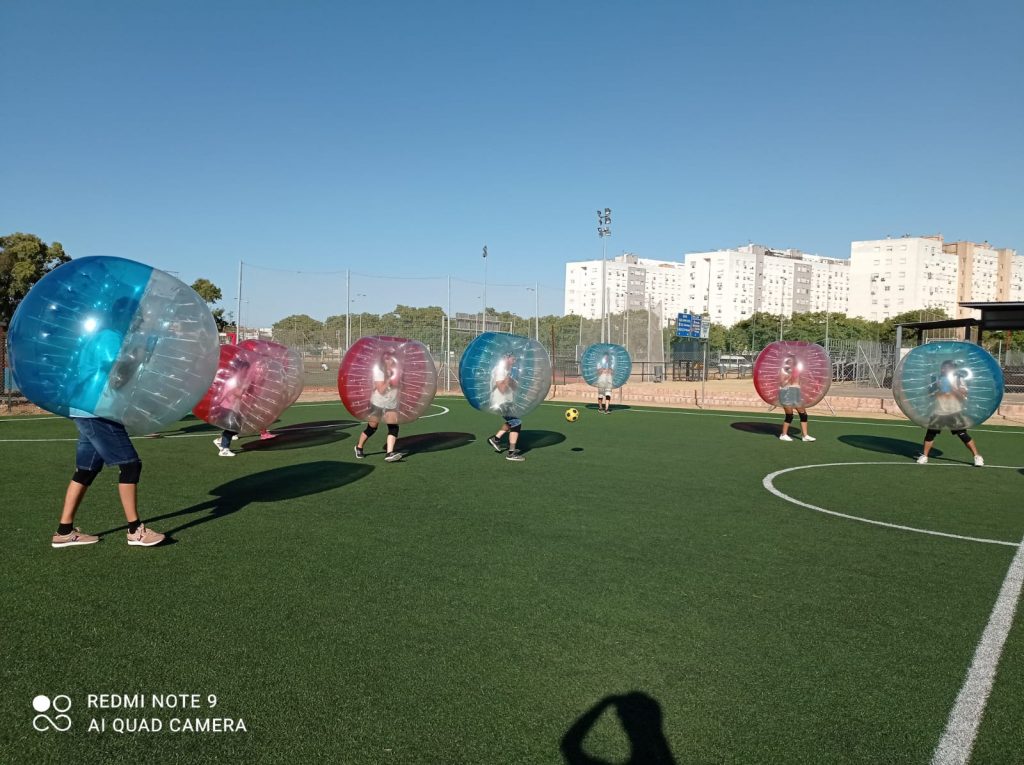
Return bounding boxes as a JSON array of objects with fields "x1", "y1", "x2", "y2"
[{"x1": 1, "y1": 398, "x2": 1022, "y2": 764}]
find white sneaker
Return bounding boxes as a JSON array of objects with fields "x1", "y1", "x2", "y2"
[
  {"x1": 218, "y1": 448, "x2": 236, "y2": 457},
  {"x1": 779, "y1": 434, "x2": 793, "y2": 442},
  {"x1": 802, "y1": 435, "x2": 816, "y2": 442},
  {"x1": 916, "y1": 454, "x2": 928, "y2": 464},
  {"x1": 974, "y1": 455, "x2": 984, "y2": 467}
]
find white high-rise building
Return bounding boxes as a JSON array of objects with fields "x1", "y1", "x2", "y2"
[
  {"x1": 944, "y1": 240, "x2": 1020, "y2": 319},
  {"x1": 680, "y1": 244, "x2": 849, "y2": 327},
  {"x1": 564, "y1": 254, "x2": 688, "y2": 322},
  {"x1": 1003, "y1": 250, "x2": 1024, "y2": 303},
  {"x1": 849, "y1": 236, "x2": 959, "y2": 321}
]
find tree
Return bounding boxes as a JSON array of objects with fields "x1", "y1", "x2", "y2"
[
  {"x1": 0, "y1": 233, "x2": 70, "y2": 324},
  {"x1": 190, "y1": 278, "x2": 231, "y2": 331},
  {"x1": 190, "y1": 278, "x2": 222, "y2": 304},
  {"x1": 878, "y1": 308, "x2": 951, "y2": 346}
]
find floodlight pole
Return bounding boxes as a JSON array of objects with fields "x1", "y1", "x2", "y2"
[
  {"x1": 345, "y1": 269, "x2": 351, "y2": 351},
  {"x1": 824, "y1": 268, "x2": 831, "y2": 354},
  {"x1": 702, "y1": 257, "x2": 712, "y2": 408},
  {"x1": 527, "y1": 284, "x2": 539, "y2": 340},
  {"x1": 446, "y1": 275, "x2": 452, "y2": 391},
  {"x1": 236, "y1": 260, "x2": 243, "y2": 341},
  {"x1": 597, "y1": 208, "x2": 611, "y2": 343},
  {"x1": 779, "y1": 276, "x2": 787, "y2": 341},
  {"x1": 482, "y1": 245, "x2": 488, "y2": 335}
]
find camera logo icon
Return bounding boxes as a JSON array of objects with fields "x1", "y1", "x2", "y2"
[{"x1": 32, "y1": 695, "x2": 72, "y2": 732}]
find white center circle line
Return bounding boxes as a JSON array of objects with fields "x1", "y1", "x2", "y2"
[{"x1": 763, "y1": 461, "x2": 1023, "y2": 547}]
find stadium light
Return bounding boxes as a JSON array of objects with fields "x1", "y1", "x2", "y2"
[{"x1": 597, "y1": 208, "x2": 611, "y2": 342}]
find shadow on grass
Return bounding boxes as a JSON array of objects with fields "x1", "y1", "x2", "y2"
[
  {"x1": 561, "y1": 691, "x2": 676, "y2": 765},
  {"x1": 583, "y1": 403, "x2": 632, "y2": 413},
  {"x1": 98, "y1": 461, "x2": 372, "y2": 540},
  {"x1": 519, "y1": 430, "x2": 567, "y2": 453},
  {"x1": 241, "y1": 420, "x2": 360, "y2": 452},
  {"x1": 395, "y1": 431, "x2": 474, "y2": 454},
  {"x1": 730, "y1": 421, "x2": 781, "y2": 437},
  {"x1": 838, "y1": 434, "x2": 939, "y2": 458}
]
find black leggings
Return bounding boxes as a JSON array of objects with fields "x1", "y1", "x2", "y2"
[{"x1": 925, "y1": 429, "x2": 971, "y2": 444}]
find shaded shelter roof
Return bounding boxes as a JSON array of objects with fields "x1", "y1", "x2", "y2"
[{"x1": 897, "y1": 302, "x2": 1024, "y2": 344}]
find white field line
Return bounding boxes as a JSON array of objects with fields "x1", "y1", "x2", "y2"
[
  {"x1": 931, "y1": 538, "x2": 1024, "y2": 765},
  {"x1": 538, "y1": 402, "x2": 1024, "y2": 437},
  {"x1": 762, "y1": 462, "x2": 1022, "y2": 548},
  {"x1": 763, "y1": 461, "x2": 1024, "y2": 765},
  {"x1": 0, "y1": 403, "x2": 449, "y2": 443}
]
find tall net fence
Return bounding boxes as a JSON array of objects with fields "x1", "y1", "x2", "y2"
[
  {"x1": 238, "y1": 264, "x2": 668, "y2": 391},
  {"x1": 824, "y1": 339, "x2": 897, "y2": 388}
]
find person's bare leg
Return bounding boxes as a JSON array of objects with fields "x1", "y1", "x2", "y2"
[
  {"x1": 59, "y1": 481, "x2": 89, "y2": 525},
  {"x1": 781, "y1": 408, "x2": 792, "y2": 437},
  {"x1": 118, "y1": 483, "x2": 139, "y2": 525}
]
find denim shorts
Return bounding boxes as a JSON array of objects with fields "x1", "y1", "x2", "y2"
[
  {"x1": 778, "y1": 386, "x2": 803, "y2": 407},
  {"x1": 74, "y1": 417, "x2": 139, "y2": 470},
  {"x1": 503, "y1": 416, "x2": 522, "y2": 428}
]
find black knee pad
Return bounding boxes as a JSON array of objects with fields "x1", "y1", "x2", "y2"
[
  {"x1": 954, "y1": 430, "x2": 972, "y2": 444},
  {"x1": 924, "y1": 429, "x2": 940, "y2": 442},
  {"x1": 799, "y1": 412, "x2": 808, "y2": 423},
  {"x1": 784, "y1": 413, "x2": 794, "y2": 424},
  {"x1": 72, "y1": 468, "x2": 100, "y2": 486},
  {"x1": 387, "y1": 424, "x2": 399, "y2": 437},
  {"x1": 363, "y1": 424, "x2": 378, "y2": 438},
  {"x1": 510, "y1": 424, "x2": 522, "y2": 433},
  {"x1": 118, "y1": 461, "x2": 142, "y2": 485}
]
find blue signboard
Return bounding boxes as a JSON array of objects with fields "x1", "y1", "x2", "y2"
[{"x1": 676, "y1": 312, "x2": 703, "y2": 339}]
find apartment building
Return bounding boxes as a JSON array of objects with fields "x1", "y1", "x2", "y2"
[{"x1": 680, "y1": 244, "x2": 849, "y2": 327}]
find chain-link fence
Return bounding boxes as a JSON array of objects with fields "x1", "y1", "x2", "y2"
[{"x1": 237, "y1": 263, "x2": 669, "y2": 391}]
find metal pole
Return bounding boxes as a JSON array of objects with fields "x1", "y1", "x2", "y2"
[
  {"x1": 597, "y1": 208, "x2": 611, "y2": 343},
  {"x1": 345, "y1": 269, "x2": 351, "y2": 351},
  {"x1": 646, "y1": 294, "x2": 651, "y2": 363},
  {"x1": 446, "y1": 275, "x2": 452, "y2": 392},
  {"x1": 701, "y1": 339, "x2": 708, "y2": 408},
  {"x1": 482, "y1": 245, "x2": 488, "y2": 335},
  {"x1": 236, "y1": 260, "x2": 243, "y2": 341},
  {"x1": 779, "y1": 277, "x2": 786, "y2": 341},
  {"x1": 824, "y1": 269, "x2": 831, "y2": 353},
  {"x1": 601, "y1": 237, "x2": 607, "y2": 343},
  {"x1": 534, "y1": 282, "x2": 539, "y2": 340}
]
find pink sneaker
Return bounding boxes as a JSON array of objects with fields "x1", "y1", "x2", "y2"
[
  {"x1": 52, "y1": 528, "x2": 99, "y2": 548},
  {"x1": 126, "y1": 524, "x2": 165, "y2": 547},
  {"x1": 259, "y1": 431, "x2": 276, "y2": 440}
]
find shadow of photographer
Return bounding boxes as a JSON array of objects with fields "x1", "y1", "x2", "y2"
[{"x1": 561, "y1": 691, "x2": 676, "y2": 765}]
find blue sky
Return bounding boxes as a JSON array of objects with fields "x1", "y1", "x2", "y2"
[{"x1": 3, "y1": 0, "x2": 1022, "y2": 325}]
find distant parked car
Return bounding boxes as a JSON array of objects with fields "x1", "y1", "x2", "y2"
[{"x1": 717, "y1": 355, "x2": 753, "y2": 377}]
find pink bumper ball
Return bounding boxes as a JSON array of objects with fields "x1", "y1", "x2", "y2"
[
  {"x1": 193, "y1": 345, "x2": 292, "y2": 435},
  {"x1": 339, "y1": 336, "x2": 437, "y2": 424},
  {"x1": 753, "y1": 341, "x2": 831, "y2": 408},
  {"x1": 238, "y1": 339, "x2": 304, "y2": 406}
]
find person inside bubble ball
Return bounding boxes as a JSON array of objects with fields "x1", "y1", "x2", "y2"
[
  {"x1": 596, "y1": 355, "x2": 614, "y2": 414},
  {"x1": 777, "y1": 354, "x2": 815, "y2": 443},
  {"x1": 211, "y1": 358, "x2": 253, "y2": 458},
  {"x1": 354, "y1": 351, "x2": 404, "y2": 462},
  {"x1": 917, "y1": 359, "x2": 983, "y2": 466},
  {"x1": 486, "y1": 351, "x2": 525, "y2": 462},
  {"x1": 53, "y1": 300, "x2": 166, "y2": 548}
]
